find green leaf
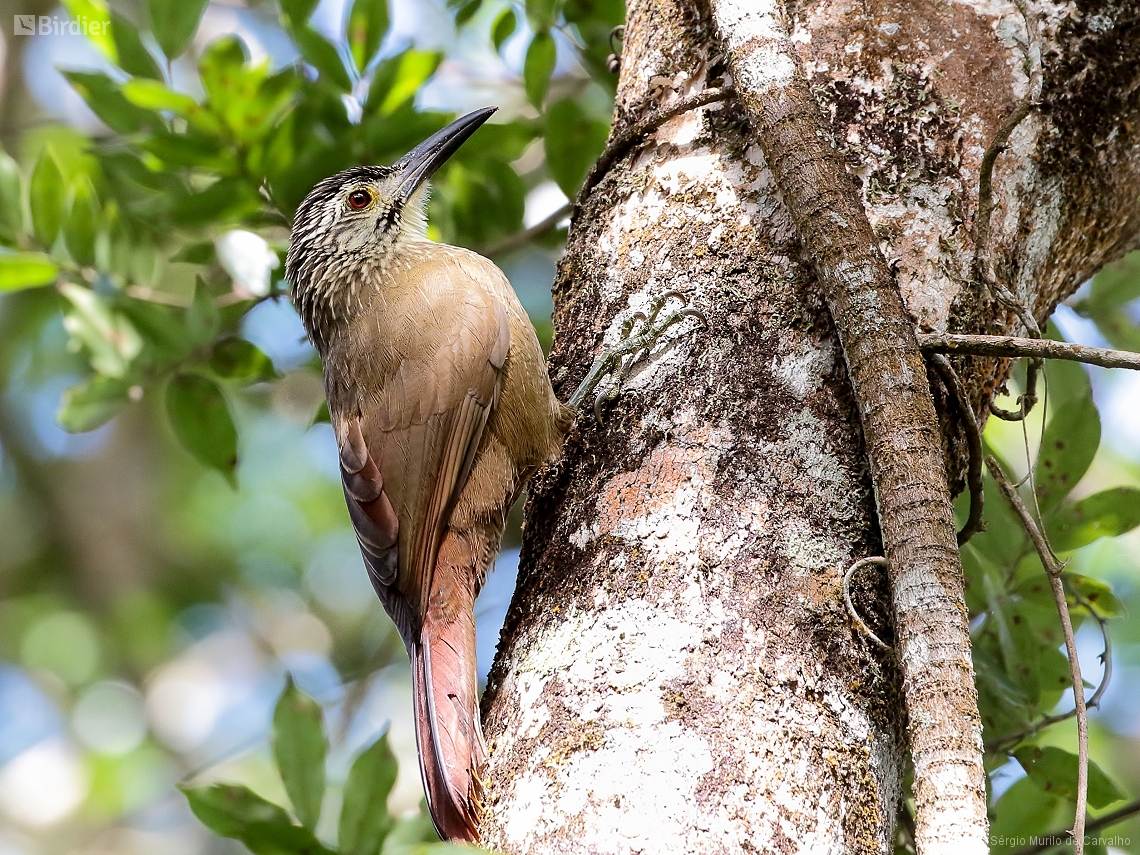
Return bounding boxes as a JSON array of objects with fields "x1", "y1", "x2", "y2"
[
  {"x1": 30, "y1": 148, "x2": 66, "y2": 248},
  {"x1": 292, "y1": 27, "x2": 354, "y2": 92},
  {"x1": 312, "y1": 400, "x2": 330, "y2": 426},
  {"x1": 1014, "y1": 746, "x2": 1126, "y2": 809},
  {"x1": 491, "y1": 8, "x2": 517, "y2": 51},
  {"x1": 184, "y1": 783, "x2": 274, "y2": 840},
  {"x1": 338, "y1": 733, "x2": 398, "y2": 855},
  {"x1": 58, "y1": 375, "x2": 132, "y2": 432},
  {"x1": 1040, "y1": 323, "x2": 1092, "y2": 411},
  {"x1": 448, "y1": 0, "x2": 482, "y2": 26},
  {"x1": 1082, "y1": 250, "x2": 1140, "y2": 313},
  {"x1": 380, "y1": 812, "x2": 445, "y2": 854},
  {"x1": 60, "y1": 283, "x2": 143, "y2": 377},
  {"x1": 149, "y1": 0, "x2": 209, "y2": 58},
  {"x1": 111, "y1": 13, "x2": 163, "y2": 79},
  {"x1": 272, "y1": 676, "x2": 327, "y2": 831},
  {"x1": 62, "y1": 0, "x2": 116, "y2": 59},
  {"x1": 198, "y1": 35, "x2": 250, "y2": 103},
  {"x1": 1089, "y1": 305, "x2": 1140, "y2": 353},
  {"x1": 1047, "y1": 487, "x2": 1140, "y2": 552},
  {"x1": 1035, "y1": 645, "x2": 1079, "y2": 715},
  {"x1": 987, "y1": 777, "x2": 1068, "y2": 854},
  {"x1": 368, "y1": 50, "x2": 441, "y2": 116},
  {"x1": 64, "y1": 71, "x2": 159, "y2": 135},
  {"x1": 121, "y1": 78, "x2": 199, "y2": 114},
  {"x1": 280, "y1": 0, "x2": 320, "y2": 27},
  {"x1": 117, "y1": 296, "x2": 194, "y2": 361},
  {"x1": 1033, "y1": 396, "x2": 1100, "y2": 514},
  {"x1": 0, "y1": 251, "x2": 58, "y2": 291},
  {"x1": 166, "y1": 373, "x2": 239, "y2": 481},
  {"x1": 0, "y1": 149, "x2": 24, "y2": 240},
  {"x1": 974, "y1": 646, "x2": 1033, "y2": 739},
  {"x1": 432, "y1": 158, "x2": 525, "y2": 247},
  {"x1": 65, "y1": 178, "x2": 99, "y2": 266},
  {"x1": 181, "y1": 783, "x2": 337, "y2": 855},
  {"x1": 186, "y1": 277, "x2": 221, "y2": 345},
  {"x1": 348, "y1": 0, "x2": 390, "y2": 73},
  {"x1": 170, "y1": 178, "x2": 261, "y2": 227},
  {"x1": 544, "y1": 97, "x2": 609, "y2": 197},
  {"x1": 210, "y1": 338, "x2": 278, "y2": 383},
  {"x1": 1065, "y1": 573, "x2": 1125, "y2": 619},
  {"x1": 171, "y1": 241, "x2": 217, "y2": 265},
  {"x1": 524, "y1": 31, "x2": 557, "y2": 109},
  {"x1": 243, "y1": 824, "x2": 338, "y2": 855},
  {"x1": 982, "y1": 571, "x2": 1042, "y2": 704},
  {"x1": 525, "y1": 0, "x2": 561, "y2": 30}
]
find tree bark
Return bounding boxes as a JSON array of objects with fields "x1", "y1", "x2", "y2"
[{"x1": 481, "y1": 1, "x2": 1140, "y2": 852}]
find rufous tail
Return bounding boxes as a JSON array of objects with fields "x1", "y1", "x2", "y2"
[{"x1": 411, "y1": 530, "x2": 487, "y2": 842}]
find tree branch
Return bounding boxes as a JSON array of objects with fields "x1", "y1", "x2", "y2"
[
  {"x1": 918, "y1": 332, "x2": 1140, "y2": 371},
  {"x1": 986, "y1": 456, "x2": 1089, "y2": 855},
  {"x1": 710, "y1": 3, "x2": 988, "y2": 851},
  {"x1": 482, "y1": 202, "x2": 572, "y2": 257}
]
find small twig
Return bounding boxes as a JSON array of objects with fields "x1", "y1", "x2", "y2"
[
  {"x1": 125, "y1": 285, "x2": 192, "y2": 307},
  {"x1": 929, "y1": 354, "x2": 984, "y2": 545},
  {"x1": 986, "y1": 456, "x2": 1088, "y2": 855},
  {"x1": 574, "y1": 87, "x2": 733, "y2": 214},
  {"x1": 482, "y1": 202, "x2": 572, "y2": 257},
  {"x1": 973, "y1": 100, "x2": 1035, "y2": 298},
  {"x1": 842, "y1": 557, "x2": 892, "y2": 651},
  {"x1": 1079, "y1": 594, "x2": 1113, "y2": 713},
  {"x1": 1010, "y1": 797, "x2": 1140, "y2": 855},
  {"x1": 917, "y1": 332, "x2": 1140, "y2": 371},
  {"x1": 990, "y1": 354, "x2": 1042, "y2": 422}
]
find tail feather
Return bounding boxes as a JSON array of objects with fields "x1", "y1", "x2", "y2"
[{"x1": 411, "y1": 531, "x2": 486, "y2": 842}]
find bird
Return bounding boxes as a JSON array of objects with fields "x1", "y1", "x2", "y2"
[
  {"x1": 286, "y1": 107, "x2": 702, "y2": 842},
  {"x1": 285, "y1": 107, "x2": 572, "y2": 841}
]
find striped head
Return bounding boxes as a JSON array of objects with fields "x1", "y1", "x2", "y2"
[{"x1": 286, "y1": 107, "x2": 496, "y2": 347}]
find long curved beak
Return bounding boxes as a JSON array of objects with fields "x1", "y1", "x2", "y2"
[{"x1": 393, "y1": 106, "x2": 497, "y2": 204}]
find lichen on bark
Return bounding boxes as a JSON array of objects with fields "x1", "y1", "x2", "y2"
[{"x1": 479, "y1": 1, "x2": 1140, "y2": 852}]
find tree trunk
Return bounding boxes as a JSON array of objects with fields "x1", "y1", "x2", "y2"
[{"x1": 480, "y1": 1, "x2": 1140, "y2": 852}]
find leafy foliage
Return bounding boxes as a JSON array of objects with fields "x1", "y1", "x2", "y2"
[
  {"x1": 1073, "y1": 251, "x2": 1140, "y2": 352},
  {"x1": 959, "y1": 324, "x2": 1139, "y2": 846},
  {"x1": 182, "y1": 681, "x2": 471, "y2": 854},
  {"x1": 0, "y1": 0, "x2": 614, "y2": 482}
]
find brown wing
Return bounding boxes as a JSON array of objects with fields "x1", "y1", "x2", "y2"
[{"x1": 336, "y1": 279, "x2": 510, "y2": 650}]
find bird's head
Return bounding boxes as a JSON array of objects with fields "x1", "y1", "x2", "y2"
[{"x1": 286, "y1": 107, "x2": 496, "y2": 344}]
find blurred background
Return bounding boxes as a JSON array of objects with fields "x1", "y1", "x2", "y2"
[
  {"x1": 0, "y1": 1, "x2": 1135, "y2": 855},
  {"x1": 0, "y1": 0, "x2": 616, "y2": 850}
]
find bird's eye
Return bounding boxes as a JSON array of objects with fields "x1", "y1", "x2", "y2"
[{"x1": 347, "y1": 189, "x2": 372, "y2": 209}]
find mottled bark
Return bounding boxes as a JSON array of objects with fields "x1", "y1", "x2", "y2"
[
  {"x1": 481, "y1": 1, "x2": 1140, "y2": 853},
  {"x1": 708, "y1": 2, "x2": 984, "y2": 851}
]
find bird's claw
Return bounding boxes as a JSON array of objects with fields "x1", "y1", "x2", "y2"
[{"x1": 568, "y1": 292, "x2": 706, "y2": 422}]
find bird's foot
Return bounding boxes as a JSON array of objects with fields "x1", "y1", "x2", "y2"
[{"x1": 567, "y1": 291, "x2": 705, "y2": 423}]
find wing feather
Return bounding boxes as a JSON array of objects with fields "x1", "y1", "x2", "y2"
[{"x1": 335, "y1": 272, "x2": 510, "y2": 650}]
